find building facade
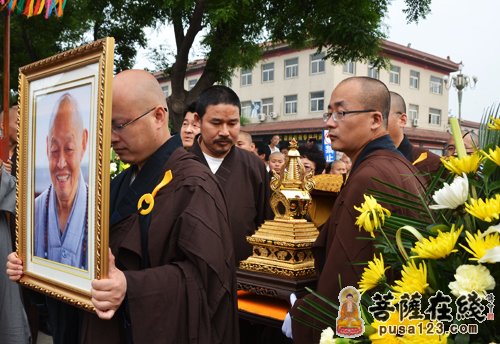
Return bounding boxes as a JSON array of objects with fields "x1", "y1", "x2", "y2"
[{"x1": 157, "y1": 40, "x2": 461, "y2": 155}]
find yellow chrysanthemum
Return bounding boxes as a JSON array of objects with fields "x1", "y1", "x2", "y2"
[
  {"x1": 461, "y1": 230, "x2": 500, "y2": 261},
  {"x1": 465, "y1": 194, "x2": 500, "y2": 222},
  {"x1": 411, "y1": 225, "x2": 463, "y2": 259},
  {"x1": 354, "y1": 194, "x2": 391, "y2": 238},
  {"x1": 488, "y1": 116, "x2": 500, "y2": 130},
  {"x1": 482, "y1": 146, "x2": 500, "y2": 166},
  {"x1": 440, "y1": 152, "x2": 483, "y2": 175},
  {"x1": 392, "y1": 260, "x2": 428, "y2": 301},
  {"x1": 358, "y1": 253, "x2": 389, "y2": 294}
]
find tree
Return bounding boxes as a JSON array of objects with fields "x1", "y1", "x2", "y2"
[
  {"x1": 2, "y1": 0, "x2": 432, "y2": 128},
  {"x1": 0, "y1": 0, "x2": 153, "y2": 106},
  {"x1": 147, "y1": 0, "x2": 431, "y2": 131}
]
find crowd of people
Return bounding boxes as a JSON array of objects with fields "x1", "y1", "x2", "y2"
[{"x1": 2, "y1": 72, "x2": 474, "y2": 344}]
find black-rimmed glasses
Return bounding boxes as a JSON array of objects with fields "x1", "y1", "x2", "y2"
[
  {"x1": 323, "y1": 109, "x2": 376, "y2": 122},
  {"x1": 112, "y1": 107, "x2": 164, "y2": 133}
]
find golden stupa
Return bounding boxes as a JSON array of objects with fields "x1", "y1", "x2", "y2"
[{"x1": 239, "y1": 138, "x2": 320, "y2": 279}]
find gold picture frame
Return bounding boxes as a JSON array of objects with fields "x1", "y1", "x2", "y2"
[{"x1": 16, "y1": 37, "x2": 114, "y2": 311}]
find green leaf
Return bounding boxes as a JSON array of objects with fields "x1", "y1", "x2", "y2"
[
  {"x1": 305, "y1": 287, "x2": 340, "y2": 311},
  {"x1": 369, "y1": 178, "x2": 423, "y2": 199}
]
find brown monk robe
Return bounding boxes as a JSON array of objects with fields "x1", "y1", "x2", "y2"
[
  {"x1": 290, "y1": 77, "x2": 426, "y2": 343},
  {"x1": 80, "y1": 70, "x2": 238, "y2": 344},
  {"x1": 189, "y1": 85, "x2": 272, "y2": 265},
  {"x1": 81, "y1": 143, "x2": 239, "y2": 344},
  {"x1": 191, "y1": 140, "x2": 272, "y2": 263}
]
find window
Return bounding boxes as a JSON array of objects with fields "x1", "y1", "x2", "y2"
[
  {"x1": 430, "y1": 76, "x2": 443, "y2": 94},
  {"x1": 409, "y1": 70, "x2": 420, "y2": 89},
  {"x1": 188, "y1": 79, "x2": 197, "y2": 90},
  {"x1": 241, "y1": 101, "x2": 252, "y2": 117},
  {"x1": 389, "y1": 65, "x2": 400, "y2": 84},
  {"x1": 241, "y1": 68, "x2": 252, "y2": 86},
  {"x1": 161, "y1": 85, "x2": 169, "y2": 97},
  {"x1": 310, "y1": 53, "x2": 325, "y2": 74},
  {"x1": 408, "y1": 104, "x2": 419, "y2": 121},
  {"x1": 367, "y1": 63, "x2": 379, "y2": 79},
  {"x1": 262, "y1": 98, "x2": 274, "y2": 116},
  {"x1": 343, "y1": 60, "x2": 356, "y2": 75},
  {"x1": 428, "y1": 108, "x2": 441, "y2": 125},
  {"x1": 284, "y1": 95, "x2": 298, "y2": 114},
  {"x1": 310, "y1": 91, "x2": 324, "y2": 112},
  {"x1": 262, "y1": 63, "x2": 274, "y2": 82},
  {"x1": 285, "y1": 58, "x2": 299, "y2": 79}
]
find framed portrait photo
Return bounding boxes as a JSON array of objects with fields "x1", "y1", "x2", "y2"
[{"x1": 16, "y1": 37, "x2": 114, "y2": 311}]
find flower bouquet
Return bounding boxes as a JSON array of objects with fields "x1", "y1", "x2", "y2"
[
  {"x1": 110, "y1": 148, "x2": 130, "y2": 179},
  {"x1": 297, "y1": 108, "x2": 500, "y2": 344}
]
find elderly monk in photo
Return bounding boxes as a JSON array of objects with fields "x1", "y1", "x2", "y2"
[
  {"x1": 286, "y1": 77, "x2": 426, "y2": 343},
  {"x1": 34, "y1": 93, "x2": 89, "y2": 270},
  {"x1": 8, "y1": 71, "x2": 239, "y2": 344}
]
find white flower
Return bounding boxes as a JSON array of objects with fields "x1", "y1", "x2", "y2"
[
  {"x1": 482, "y1": 223, "x2": 500, "y2": 237},
  {"x1": 429, "y1": 173, "x2": 469, "y2": 210},
  {"x1": 320, "y1": 327, "x2": 336, "y2": 344},
  {"x1": 478, "y1": 224, "x2": 500, "y2": 263},
  {"x1": 110, "y1": 162, "x2": 117, "y2": 174},
  {"x1": 479, "y1": 246, "x2": 500, "y2": 263},
  {"x1": 448, "y1": 264, "x2": 496, "y2": 298}
]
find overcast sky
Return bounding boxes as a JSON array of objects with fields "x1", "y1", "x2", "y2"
[
  {"x1": 135, "y1": 0, "x2": 499, "y2": 123},
  {"x1": 384, "y1": 0, "x2": 500, "y2": 123}
]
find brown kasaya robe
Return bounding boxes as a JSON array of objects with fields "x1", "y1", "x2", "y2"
[
  {"x1": 81, "y1": 139, "x2": 239, "y2": 344},
  {"x1": 398, "y1": 134, "x2": 442, "y2": 175},
  {"x1": 291, "y1": 138, "x2": 427, "y2": 343},
  {"x1": 191, "y1": 139, "x2": 273, "y2": 264}
]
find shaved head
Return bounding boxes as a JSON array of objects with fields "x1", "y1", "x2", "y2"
[
  {"x1": 236, "y1": 130, "x2": 255, "y2": 152},
  {"x1": 238, "y1": 131, "x2": 253, "y2": 144},
  {"x1": 390, "y1": 92, "x2": 406, "y2": 114},
  {"x1": 49, "y1": 94, "x2": 84, "y2": 134},
  {"x1": 387, "y1": 92, "x2": 408, "y2": 146},
  {"x1": 113, "y1": 69, "x2": 168, "y2": 111},
  {"x1": 111, "y1": 69, "x2": 171, "y2": 168},
  {"x1": 337, "y1": 77, "x2": 391, "y2": 127}
]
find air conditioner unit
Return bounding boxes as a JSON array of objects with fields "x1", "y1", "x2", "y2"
[
  {"x1": 270, "y1": 112, "x2": 279, "y2": 119},
  {"x1": 258, "y1": 113, "x2": 266, "y2": 122},
  {"x1": 412, "y1": 118, "x2": 418, "y2": 127}
]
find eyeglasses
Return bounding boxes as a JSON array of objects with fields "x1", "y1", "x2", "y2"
[
  {"x1": 112, "y1": 106, "x2": 163, "y2": 133},
  {"x1": 323, "y1": 109, "x2": 376, "y2": 122}
]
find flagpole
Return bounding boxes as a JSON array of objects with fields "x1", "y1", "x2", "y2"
[{"x1": 1, "y1": 10, "x2": 10, "y2": 161}]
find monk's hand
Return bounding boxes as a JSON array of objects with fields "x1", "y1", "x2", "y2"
[
  {"x1": 6, "y1": 252, "x2": 24, "y2": 281},
  {"x1": 91, "y1": 249, "x2": 127, "y2": 320}
]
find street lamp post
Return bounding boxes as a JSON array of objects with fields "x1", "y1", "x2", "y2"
[{"x1": 444, "y1": 63, "x2": 478, "y2": 123}]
